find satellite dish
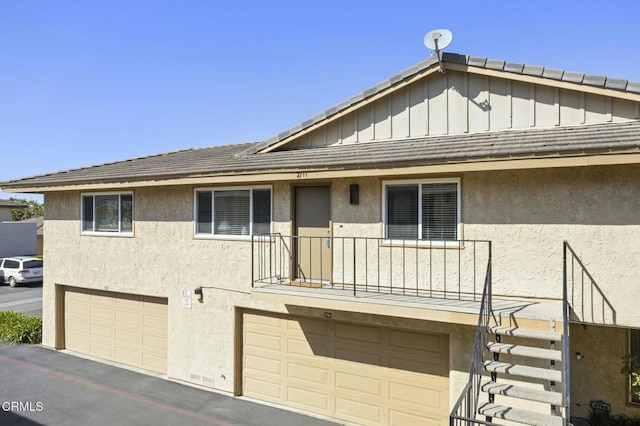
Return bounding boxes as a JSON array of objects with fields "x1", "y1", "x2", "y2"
[
  {"x1": 424, "y1": 29, "x2": 453, "y2": 51},
  {"x1": 423, "y1": 29, "x2": 453, "y2": 72}
]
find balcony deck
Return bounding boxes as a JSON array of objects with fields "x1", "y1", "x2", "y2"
[{"x1": 251, "y1": 282, "x2": 563, "y2": 325}]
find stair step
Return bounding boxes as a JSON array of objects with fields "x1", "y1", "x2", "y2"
[
  {"x1": 484, "y1": 361, "x2": 562, "y2": 382},
  {"x1": 489, "y1": 326, "x2": 563, "y2": 342},
  {"x1": 478, "y1": 403, "x2": 564, "y2": 426},
  {"x1": 487, "y1": 342, "x2": 563, "y2": 361},
  {"x1": 481, "y1": 380, "x2": 563, "y2": 405}
]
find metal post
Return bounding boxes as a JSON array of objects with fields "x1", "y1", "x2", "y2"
[{"x1": 562, "y1": 241, "x2": 571, "y2": 425}]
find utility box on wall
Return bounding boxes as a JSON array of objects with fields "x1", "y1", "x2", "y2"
[{"x1": 0, "y1": 222, "x2": 37, "y2": 258}]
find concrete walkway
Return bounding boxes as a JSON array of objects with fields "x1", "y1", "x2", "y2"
[{"x1": 0, "y1": 343, "x2": 338, "y2": 426}]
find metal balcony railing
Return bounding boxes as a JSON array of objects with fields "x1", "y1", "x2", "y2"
[
  {"x1": 449, "y1": 245, "x2": 493, "y2": 425},
  {"x1": 252, "y1": 234, "x2": 492, "y2": 302},
  {"x1": 564, "y1": 241, "x2": 616, "y2": 325}
]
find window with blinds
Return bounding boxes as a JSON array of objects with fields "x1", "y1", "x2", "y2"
[
  {"x1": 385, "y1": 180, "x2": 459, "y2": 241},
  {"x1": 81, "y1": 193, "x2": 134, "y2": 234},
  {"x1": 196, "y1": 187, "x2": 272, "y2": 237}
]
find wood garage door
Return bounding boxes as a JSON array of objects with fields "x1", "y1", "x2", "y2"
[
  {"x1": 64, "y1": 287, "x2": 168, "y2": 374},
  {"x1": 242, "y1": 311, "x2": 449, "y2": 426}
]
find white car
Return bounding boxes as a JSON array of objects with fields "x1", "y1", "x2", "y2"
[{"x1": 0, "y1": 256, "x2": 44, "y2": 287}]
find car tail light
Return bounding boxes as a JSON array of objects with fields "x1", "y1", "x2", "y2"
[{"x1": 18, "y1": 270, "x2": 29, "y2": 274}]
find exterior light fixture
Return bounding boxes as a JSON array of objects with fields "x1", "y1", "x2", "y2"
[
  {"x1": 349, "y1": 184, "x2": 359, "y2": 205},
  {"x1": 194, "y1": 287, "x2": 203, "y2": 302}
]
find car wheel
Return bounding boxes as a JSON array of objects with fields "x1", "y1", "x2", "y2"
[{"x1": 8, "y1": 277, "x2": 17, "y2": 287}]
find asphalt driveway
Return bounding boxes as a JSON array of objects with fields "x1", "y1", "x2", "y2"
[{"x1": 0, "y1": 343, "x2": 338, "y2": 426}]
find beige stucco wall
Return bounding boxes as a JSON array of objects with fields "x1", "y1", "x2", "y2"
[
  {"x1": 42, "y1": 162, "x2": 640, "y2": 413},
  {"x1": 570, "y1": 324, "x2": 640, "y2": 419},
  {"x1": 42, "y1": 185, "x2": 474, "y2": 402}
]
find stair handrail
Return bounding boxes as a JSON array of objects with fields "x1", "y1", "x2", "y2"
[
  {"x1": 562, "y1": 242, "x2": 571, "y2": 426},
  {"x1": 450, "y1": 242, "x2": 493, "y2": 425}
]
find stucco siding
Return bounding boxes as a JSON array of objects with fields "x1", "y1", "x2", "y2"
[
  {"x1": 570, "y1": 324, "x2": 639, "y2": 418},
  {"x1": 42, "y1": 164, "x2": 640, "y2": 408}
]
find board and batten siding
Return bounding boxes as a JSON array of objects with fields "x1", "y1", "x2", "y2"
[{"x1": 288, "y1": 70, "x2": 640, "y2": 149}]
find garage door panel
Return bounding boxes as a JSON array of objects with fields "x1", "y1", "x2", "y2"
[
  {"x1": 65, "y1": 301, "x2": 89, "y2": 316},
  {"x1": 115, "y1": 328, "x2": 140, "y2": 345},
  {"x1": 243, "y1": 312, "x2": 449, "y2": 426},
  {"x1": 335, "y1": 397, "x2": 382, "y2": 423},
  {"x1": 143, "y1": 313, "x2": 167, "y2": 330},
  {"x1": 245, "y1": 353, "x2": 281, "y2": 375},
  {"x1": 287, "y1": 317, "x2": 329, "y2": 337},
  {"x1": 90, "y1": 341, "x2": 114, "y2": 358},
  {"x1": 335, "y1": 345, "x2": 383, "y2": 366},
  {"x1": 389, "y1": 329, "x2": 444, "y2": 353},
  {"x1": 115, "y1": 310, "x2": 141, "y2": 327},
  {"x1": 142, "y1": 353, "x2": 167, "y2": 372},
  {"x1": 114, "y1": 347, "x2": 142, "y2": 366},
  {"x1": 245, "y1": 331, "x2": 282, "y2": 352},
  {"x1": 66, "y1": 335, "x2": 89, "y2": 352},
  {"x1": 287, "y1": 385, "x2": 329, "y2": 410},
  {"x1": 89, "y1": 323, "x2": 114, "y2": 339},
  {"x1": 89, "y1": 293, "x2": 115, "y2": 307},
  {"x1": 64, "y1": 287, "x2": 167, "y2": 375},
  {"x1": 389, "y1": 381, "x2": 444, "y2": 407},
  {"x1": 244, "y1": 376, "x2": 282, "y2": 400},
  {"x1": 287, "y1": 362, "x2": 329, "y2": 385},
  {"x1": 142, "y1": 334, "x2": 167, "y2": 351},
  {"x1": 90, "y1": 305, "x2": 115, "y2": 322},
  {"x1": 389, "y1": 353, "x2": 446, "y2": 376},
  {"x1": 66, "y1": 318, "x2": 89, "y2": 333},
  {"x1": 390, "y1": 410, "x2": 442, "y2": 426},
  {"x1": 335, "y1": 322, "x2": 381, "y2": 344},
  {"x1": 288, "y1": 336, "x2": 327, "y2": 357},
  {"x1": 335, "y1": 370, "x2": 382, "y2": 395}
]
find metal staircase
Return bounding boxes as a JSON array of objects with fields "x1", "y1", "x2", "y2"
[
  {"x1": 477, "y1": 324, "x2": 566, "y2": 425},
  {"x1": 450, "y1": 241, "x2": 572, "y2": 425}
]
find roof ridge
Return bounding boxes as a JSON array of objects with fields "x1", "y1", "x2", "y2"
[{"x1": 246, "y1": 52, "x2": 640, "y2": 154}]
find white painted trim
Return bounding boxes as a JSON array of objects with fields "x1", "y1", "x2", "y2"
[
  {"x1": 193, "y1": 185, "x2": 273, "y2": 239},
  {"x1": 381, "y1": 177, "x2": 461, "y2": 246},
  {"x1": 80, "y1": 191, "x2": 135, "y2": 236}
]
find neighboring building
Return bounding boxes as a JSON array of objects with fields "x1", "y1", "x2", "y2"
[
  {"x1": 0, "y1": 199, "x2": 26, "y2": 221},
  {"x1": 3, "y1": 52, "x2": 640, "y2": 425},
  {"x1": 20, "y1": 216, "x2": 44, "y2": 255},
  {"x1": 0, "y1": 200, "x2": 37, "y2": 258}
]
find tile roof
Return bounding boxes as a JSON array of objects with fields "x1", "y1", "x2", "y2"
[
  {"x1": 0, "y1": 200, "x2": 28, "y2": 208},
  {"x1": 245, "y1": 52, "x2": 640, "y2": 154},
  {"x1": 3, "y1": 121, "x2": 640, "y2": 189}
]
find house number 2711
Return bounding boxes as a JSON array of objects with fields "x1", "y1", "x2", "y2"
[{"x1": 296, "y1": 171, "x2": 308, "y2": 178}]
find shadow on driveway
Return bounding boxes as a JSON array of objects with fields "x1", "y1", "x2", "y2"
[{"x1": 0, "y1": 343, "x2": 338, "y2": 426}]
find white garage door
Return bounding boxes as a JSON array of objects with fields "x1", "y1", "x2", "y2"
[
  {"x1": 64, "y1": 287, "x2": 168, "y2": 374},
  {"x1": 242, "y1": 311, "x2": 449, "y2": 426}
]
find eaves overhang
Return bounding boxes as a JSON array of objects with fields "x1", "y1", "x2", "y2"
[{"x1": 5, "y1": 148, "x2": 640, "y2": 193}]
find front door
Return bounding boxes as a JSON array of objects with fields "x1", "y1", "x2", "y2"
[{"x1": 294, "y1": 186, "x2": 331, "y2": 283}]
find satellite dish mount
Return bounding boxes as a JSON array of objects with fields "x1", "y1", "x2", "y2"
[{"x1": 424, "y1": 29, "x2": 453, "y2": 72}]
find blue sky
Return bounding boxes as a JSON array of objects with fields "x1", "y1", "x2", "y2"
[{"x1": 2, "y1": 1, "x2": 640, "y2": 202}]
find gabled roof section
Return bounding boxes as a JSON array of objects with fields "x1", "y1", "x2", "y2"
[{"x1": 249, "y1": 52, "x2": 640, "y2": 154}]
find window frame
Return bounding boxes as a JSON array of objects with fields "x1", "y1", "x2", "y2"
[
  {"x1": 629, "y1": 329, "x2": 640, "y2": 405},
  {"x1": 193, "y1": 185, "x2": 273, "y2": 240},
  {"x1": 382, "y1": 178, "x2": 461, "y2": 246},
  {"x1": 80, "y1": 191, "x2": 134, "y2": 236}
]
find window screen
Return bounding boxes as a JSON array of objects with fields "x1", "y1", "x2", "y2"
[
  {"x1": 385, "y1": 181, "x2": 458, "y2": 241},
  {"x1": 196, "y1": 188, "x2": 271, "y2": 236}
]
